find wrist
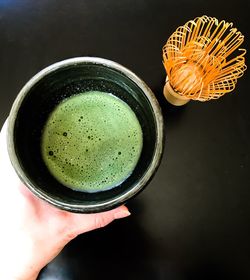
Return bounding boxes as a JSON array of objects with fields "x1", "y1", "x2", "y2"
[
  {"x1": 0, "y1": 234, "x2": 42, "y2": 280},
  {"x1": 1, "y1": 268, "x2": 40, "y2": 280}
]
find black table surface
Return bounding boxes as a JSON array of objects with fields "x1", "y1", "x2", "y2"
[{"x1": 1, "y1": 1, "x2": 250, "y2": 279}]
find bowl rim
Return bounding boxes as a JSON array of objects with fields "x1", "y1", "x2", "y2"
[{"x1": 7, "y1": 57, "x2": 164, "y2": 212}]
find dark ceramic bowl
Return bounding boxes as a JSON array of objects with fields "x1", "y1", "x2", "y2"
[{"x1": 7, "y1": 57, "x2": 164, "y2": 213}]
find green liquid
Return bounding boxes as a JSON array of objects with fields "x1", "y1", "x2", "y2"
[{"x1": 41, "y1": 91, "x2": 143, "y2": 192}]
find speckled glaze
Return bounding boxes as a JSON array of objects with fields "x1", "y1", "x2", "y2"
[{"x1": 7, "y1": 57, "x2": 164, "y2": 213}]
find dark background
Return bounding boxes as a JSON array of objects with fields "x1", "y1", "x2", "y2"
[{"x1": 1, "y1": 0, "x2": 250, "y2": 279}]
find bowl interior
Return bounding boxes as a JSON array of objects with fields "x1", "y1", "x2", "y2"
[{"x1": 13, "y1": 62, "x2": 158, "y2": 212}]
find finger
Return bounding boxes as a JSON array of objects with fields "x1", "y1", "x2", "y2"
[
  {"x1": 0, "y1": 119, "x2": 49, "y2": 205},
  {"x1": 0, "y1": 119, "x2": 21, "y2": 194},
  {"x1": 0, "y1": 118, "x2": 14, "y2": 168},
  {"x1": 0, "y1": 118, "x2": 8, "y2": 160},
  {"x1": 66, "y1": 205, "x2": 131, "y2": 239}
]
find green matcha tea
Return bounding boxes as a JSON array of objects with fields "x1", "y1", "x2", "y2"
[{"x1": 41, "y1": 91, "x2": 143, "y2": 192}]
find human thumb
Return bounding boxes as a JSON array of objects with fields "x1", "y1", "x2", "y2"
[{"x1": 67, "y1": 205, "x2": 131, "y2": 238}]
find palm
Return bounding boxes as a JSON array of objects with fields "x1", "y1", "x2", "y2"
[{"x1": 0, "y1": 120, "x2": 129, "y2": 280}]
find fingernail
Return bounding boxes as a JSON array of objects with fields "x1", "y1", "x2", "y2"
[{"x1": 114, "y1": 210, "x2": 131, "y2": 219}]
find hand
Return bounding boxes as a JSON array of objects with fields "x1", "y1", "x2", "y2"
[{"x1": 0, "y1": 120, "x2": 130, "y2": 280}]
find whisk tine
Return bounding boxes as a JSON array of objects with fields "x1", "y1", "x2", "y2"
[{"x1": 162, "y1": 15, "x2": 247, "y2": 103}]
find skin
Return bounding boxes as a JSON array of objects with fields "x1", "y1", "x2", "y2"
[{"x1": 0, "y1": 120, "x2": 130, "y2": 280}]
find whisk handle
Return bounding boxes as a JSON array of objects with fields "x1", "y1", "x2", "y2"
[{"x1": 163, "y1": 79, "x2": 190, "y2": 106}]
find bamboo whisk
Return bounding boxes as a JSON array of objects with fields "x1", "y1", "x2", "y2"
[{"x1": 163, "y1": 16, "x2": 247, "y2": 106}]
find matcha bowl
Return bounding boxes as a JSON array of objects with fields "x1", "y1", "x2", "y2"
[{"x1": 7, "y1": 57, "x2": 164, "y2": 213}]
